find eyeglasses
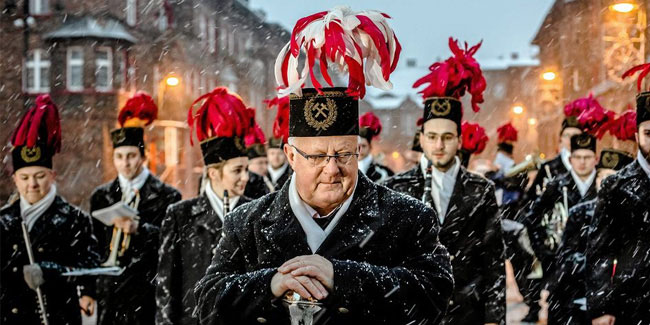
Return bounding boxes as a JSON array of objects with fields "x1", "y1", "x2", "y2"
[
  {"x1": 571, "y1": 154, "x2": 596, "y2": 161},
  {"x1": 422, "y1": 133, "x2": 458, "y2": 143},
  {"x1": 290, "y1": 145, "x2": 359, "y2": 167}
]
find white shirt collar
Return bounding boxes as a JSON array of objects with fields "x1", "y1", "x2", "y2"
[
  {"x1": 637, "y1": 150, "x2": 650, "y2": 180},
  {"x1": 358, "y1": 154, "x2": 373, "y2": 174},
  {"x1": 288, "y1": 173, "x2": 358, "y2": 252},
  {"x1": 118, "y1": 166, "x2": 150, "y2": 202},
  {"x1": 420, "y1": 154, "x2": 460, "y2": 219},
  {"x1": 268, "y1": 162, "x2": 289, "y2": 184},
  {"x1": 570, "y1": 168, "x2": 596, "y2": 197},
  {"x1": 205, "y1": 181, "x2": 240, "y2": 222},
  {"x1": 561, "y1": 148, "x2": 573, "y2": 172}
]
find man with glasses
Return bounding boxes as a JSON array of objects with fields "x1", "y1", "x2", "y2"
[
  {"x1": 523, "y1": 133, "x2": 598, "y2": 322},
  {"x1": 383, "y1": 39, "x2": 505, "y2": 324},
  {"x1": 193, "y1": 85, "x2": 453, "y2": 324}
]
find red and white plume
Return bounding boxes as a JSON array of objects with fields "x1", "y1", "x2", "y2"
[
  {"x1": 243, "y1": 107, "x2": 267, "y2": 147},
  {"x1": 497, "y1": 122, "x2": 518, "y2": 143},
  {"x1": 275, "y1": 6, "x2": 401, "y2": 99},
  {"x1": 11, "y1": 94, "x2": 62, "y2": 153},
  {"x1": 609, "y1": 110, "x2": 637, "y2": 141},
  {"x1": 187, "y1": 87, "x2": 249, "y2": 145},
  {"x1": 118, "y1": 91, "x2": 158, "y2": 127},
  {"x1": 413, "y1": 37, "x2": 486, "y2": 112},
  {"x1": 461, "y1": 121, "x2": 488, "y2": 154},
  {"x1": 359, "y1": 111, "x2": 382, "y2": 138},
  {"x1": 622, "y1": 63, "x2": 650, "y2": 91},
  {"x1": 574, "y1": 94, "x2": 615, "y2": 139},
  {"x1": 265, "y1": 96, "x2": 290, "y2": 144}
]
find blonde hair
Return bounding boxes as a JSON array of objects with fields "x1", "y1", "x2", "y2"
[{"x1": 200, "y1": 161, "x2": 227, "y2": 194}]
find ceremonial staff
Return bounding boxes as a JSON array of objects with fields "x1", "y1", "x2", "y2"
[{"x1": 21, "y1": 221, "x2": 49, "y2": 325}]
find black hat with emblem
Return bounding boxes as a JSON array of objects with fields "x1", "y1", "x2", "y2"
[
  {"x1": 289, "y1": 88, "x2": 359, "y2": 138},
  {"x1": 635, "y1": 92, "x2": 650, "y2": 126},
  {"x1": 562, "y1": 116, "x2": 582, "y2": 132},
  {"x1": 111, "y1": 92, "x2": 158, "y2": 155},
  {"x1": 11, "y1": 94, "x2": 61, "y2": 172},
  {"x1": 597, "y1": 148, "x2": 634, "y2": 171},
  {"x1": 413, "y1": 38, "x2": 486, "y2": 135},
  {"x1": 570, "y1": 133, "x2": 597, "y2": 153},
  {"x1": 188, "y1": 87, "x2": 250, "y2": 166}
]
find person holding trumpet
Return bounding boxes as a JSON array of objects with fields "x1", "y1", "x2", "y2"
[{"x1": 90, "y1": 92, "x2": 181, "y2": 325}]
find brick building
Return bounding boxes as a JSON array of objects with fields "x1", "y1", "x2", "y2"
[{"x1": 0, "y1": 0, "x2": 288, "y2": 206}]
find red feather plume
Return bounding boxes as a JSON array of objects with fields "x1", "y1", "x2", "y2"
[
  {"x1": 187, "y1": 87, "x2": 249, "y2": 145},
  {"x1": 243, "y1": 107, "x2": 267, "y2": 147},
  {"x1": 497, "y1": 122, "x2": 518, "y2": 143},
  {"x1": 609, "y1": 110, "x2": 637, "y2": 141},
  {"x1": 265, "y1": 96, "x2": 290, "y2": 144},
  {"x1": 622, "y1": 63, "x2": 650, "y2": 91},
  {"x1": 575, "y1": 95, "x2": 615, "y2": 139},
  {"x1": 11, "y1": 94, "x2": 62, "y2": 153},
  {"x1": 413, "y1": 37, "x2": 486, "y2": 112},
  {"x1": 118, "y1": 91, "x2": 158, "y2": 127},
  {"x1": 275, "y1": 7, "x2": 401, "y2": 99},
  {"x1": 461, "y1": 121, "x2": 488, "y2": 154},
  {"x1": 359, "y1": 111, "x2": 382, "y2": 138}
]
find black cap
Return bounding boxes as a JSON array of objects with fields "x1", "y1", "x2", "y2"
[
  {"x1": 497, "y1": 142, "x2": 514, "y2": 155},
  {"x1": 111, "y1": 127, "x2": 145, "y2": 154},
  {"x1": 422, "y1": 97, "x2": 462, "y2": 135},
  {"x1": 12, "y1": 141, "x2": 53, "y2": 171},
  {"x1": 359, "y1": 127, "x2": 376, "y2": 143},
  {"x1": 597, "y1": 148, "x2": 634, "y2": 171},
  {"x1": 200, "y1": 136, "x2": 248, "y2": 165},
  {"x1": 411, "y1": 130, "x2": 422, "y2": 152},
  {"x1": 561, "y1": 116, "x2": 582, "y2": 132},
  {"x1": 289, "y1": 87, "x2": 358, "y2": 137},
  {"x1": 570, "y1": 134, "x2": 597, "y2": 153},
  {"x1": 247, "y1": 143, "x2": 267, "y2": 160},
  {"x1": 268, "y1": 137, "x2": 284, "y2": 149},
  {"x1": 636, "y1": 91, "x2": 650, "y2": 125}
]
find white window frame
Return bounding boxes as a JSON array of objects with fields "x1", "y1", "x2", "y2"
[
  {"x1": 95, "y1": 47, "x2": 113, "y2": 91},
  {"x1": 30, "y1": 0, "x2": 50, "y2": 15},
  {"x1": 158, "y1": 5, "x2": 168, "y2": 32},
  {"x1": 23, "y1": 49, "x2": 50, "y2": 93},
  {"x1": 67, "y1": 47, "x2": 84, "y2": 91},
  {"x1": 208, "y1": 19, "x2": 216, "y2": 53},
  {"x1": 126, "y1": 0, "x2": 137, "y2": 26}
]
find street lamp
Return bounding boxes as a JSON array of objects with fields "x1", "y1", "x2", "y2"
[
  {"x1": 542, "y1": 71, "x2": 557, "y2": 81},
  {"x1": 512, "y1": 105, "x2": 524, "y2": 115},
  {"x1": 165, "y1": 76, "x2": 179, "y2": 87},
  {"x1": 609, "y1": 1, "x2": 637, "y2": 13},
  {"x1": 528, "y1": 118, "x2": 537, "y2": 126}
]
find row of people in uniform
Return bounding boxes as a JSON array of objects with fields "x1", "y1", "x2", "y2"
[{"x1": 4, "y1": 6, "x2": 649, "y2": 325}]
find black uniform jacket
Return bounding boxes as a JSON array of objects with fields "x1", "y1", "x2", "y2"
[
  {"x1": 156, "y1": 194, "x2": 252, "y2": 325},
  {"x1": 193, "y1": 173, "x2": 454, "y2": 325},
  {"x1": 383, "y1": 164, "x2": 506, "y2": 324},
  {"x1": 1, "y1": 196, "x2": 100, "y2": 325},
  {"x1": 587, "y1": 161, "x2": 650, "y2": 322},
  {"x1": 90, "y1": 174, "x2": 181, "y2": 325}
]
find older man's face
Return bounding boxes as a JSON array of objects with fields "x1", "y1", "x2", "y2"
[{"x1": 285, "y1": 136, "x2": 358, "y2": 212}]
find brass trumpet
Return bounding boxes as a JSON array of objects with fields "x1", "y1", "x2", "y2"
[
  {"x1": 504, "y1": 153, "x2": 543, "y2": 178},
  {"x1": 102, "y1": 191, "x2": 140, "y2": 267}
]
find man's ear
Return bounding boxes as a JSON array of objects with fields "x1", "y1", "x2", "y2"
[
  {"x1": 457, "y1": 135, "x2": 463, "y2": 151},
  {"x1": 283, "y1": 143, "x2": 295, "y2": 169},
  {"x1": 207, "y1": 167, "x2": 221, "y2": 182}
]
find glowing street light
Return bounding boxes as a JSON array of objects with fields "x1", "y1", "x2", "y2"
[
  {"x1": 610, "y1": 2, "x2": 637, "y2": 13},
  {"x1": 542, "y1": 71, "x2": 557, "y2": 81},
  {"x1": 528, "y1": 118, "x2": 538, "y2": 126},
  {"x1": 512, "y1": 105, "x2": 524, "y2": 115},
  {"x1": 165, "y1": 76, "x2": 180, "y2": 86}
]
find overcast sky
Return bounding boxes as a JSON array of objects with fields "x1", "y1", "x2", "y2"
[{"x1": 249, "y1": 0, "x2": 555, "y2": 67}]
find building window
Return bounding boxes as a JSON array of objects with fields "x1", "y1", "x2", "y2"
[
  {"x1": 95, "y1": 48, "x2": 113, "y2": 91},
  {"x1": 29, "y1": 0, "x2": 50, "y2": 15},
  {"x1": 208, "y1": 19, "x2": 216, "y2": 53},
  {"x1": 67, "y1": 47, "x2": 84, "y2": 91},
  {"x1": 158, "y1": 6, "x2": 168, "y2": 32},
  {"x1": 23, "y1": 49, "x2": 50, "y2": 93},
  {"x1": 126, "y1": 0, "x2": 137, "y2": 26},
  {"x1": 198, "y1": 14, "x2": 207, "y2": 41},
  {"x1": 115, "y1": 50, "x2": 128, "y2": 90}
]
